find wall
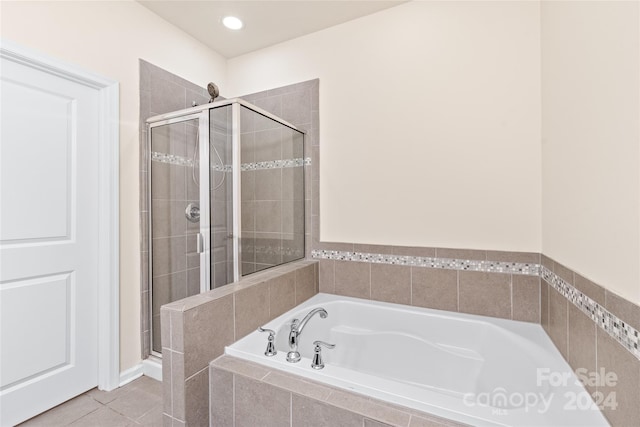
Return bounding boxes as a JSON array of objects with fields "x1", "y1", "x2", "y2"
[
  {"x1": 541, "y1": 0, "x2": 640, "y2": 305},
  {"x1": 226, "y1": 0, "x2": 542, "y2": 253},
  {"x1": 0, "y1": 0, "x2": 227, "y2": 372}
]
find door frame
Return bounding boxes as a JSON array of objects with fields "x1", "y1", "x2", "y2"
[{"x1": 1, "y1": 39, "x2": 120, "y2": 391}]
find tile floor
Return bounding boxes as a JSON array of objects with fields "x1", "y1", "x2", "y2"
[{"x1": 19, "y1": 376, "x2": 162, "y2": 426}]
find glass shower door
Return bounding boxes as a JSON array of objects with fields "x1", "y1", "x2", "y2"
[
  {"x1": 209, "y1": 106, "x2": 235, "y2": 288},
  {"x1": 238, "y1": 105, "x2": 306, "y2": 276},
  {"x1": 149, "y1": 116, "x2": 207, "y2": 353}
]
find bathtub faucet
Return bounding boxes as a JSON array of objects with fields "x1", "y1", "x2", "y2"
[{"x1": 286, "y1": 308, "x2": 328, "y2": 363}]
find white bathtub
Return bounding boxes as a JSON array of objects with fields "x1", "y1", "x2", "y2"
[{"x1": 226, "y1": 293, "x2": 609, "y2": 427}]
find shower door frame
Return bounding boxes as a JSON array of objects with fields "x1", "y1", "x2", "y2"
[{"x1": 146, "y1": 99, "x2": 304, "y2": 357}]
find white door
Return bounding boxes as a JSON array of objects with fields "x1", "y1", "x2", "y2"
[{"x1": 1, "y1": 52, "x2": 101, "y2": 426}]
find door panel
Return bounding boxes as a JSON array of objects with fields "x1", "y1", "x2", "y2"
[{"x1": 0, "y1": 55, "x2": 100, "y2": 425}]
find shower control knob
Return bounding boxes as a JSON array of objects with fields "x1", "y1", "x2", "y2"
[{"x1": 185, "y1": 203, "x2": 200, "y2": 223}]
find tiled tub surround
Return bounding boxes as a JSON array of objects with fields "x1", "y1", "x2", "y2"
[
  {"x1": 540, "y1": 255, "x2": 640, "y2": 426},
  {"x1": 210, "y1": 356, "x2": 466, "y2": 427},
  {"x1": 313, "y1": 246, "x2": 640, "y2": 426},
  {"x1": 314, "y1": 247, "x2": 542, "y2": 323},
  {"x1": 160, "y1": 260, "x2": 318, "y2": 426}
]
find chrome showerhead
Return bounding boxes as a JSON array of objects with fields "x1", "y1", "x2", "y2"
[{"x1": 207, "y1": 82, "x2": 219, "y2": 102}]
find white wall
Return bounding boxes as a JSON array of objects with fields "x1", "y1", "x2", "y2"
[
  {"x1": 541, "y1": 1, "x2": 640, "y2": 304},
  {"x1": 0, "y1": 0, "x2": 227, "y2": 372},
  {"x1": 227, "y1": 1, "x2": 542, "y2": 252}
]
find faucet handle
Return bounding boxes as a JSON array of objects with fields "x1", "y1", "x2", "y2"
[
  {"x1": 290, "y1": 318, "x2": 299, "y2": 329},
  {"x1": 313, "y1": 340, "x2": 335, "y2": 349},
  {"x1": 311, "y1": 341, "x2": 335, "y2": 370},
  {"x1": 258, "y1": 327, "x2": 277, "y2": 357}
]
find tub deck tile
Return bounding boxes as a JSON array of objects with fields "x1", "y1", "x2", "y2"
[
  {"x1": 263, "y1": 370, "x2": 333, "y2": 401},
  {"x1": 210, "y1": 356, "x2": 270, "y2": 381}
]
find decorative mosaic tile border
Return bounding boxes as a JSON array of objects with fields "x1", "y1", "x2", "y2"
[
  {"x1": 243, "y1": 244, "x2": 304, "y2": 258},
  {"x1": 311, "y1": 249, "x2": 640, "y2": 361},
  {"x1": 151, "y1": 151, "x2": 194, "y2": 167},
  {"x1": 310, "y1": 250, "x2": 540, "y2": 275},
  {"x1": 541, "y1": 267, "x2": 640, "y2": 361},
  {"x1": 151, "y1": 152, "x2": 311, "y2": 172},
  {"x1": 241, "y1": 157, "x2": 311, "y2": 171}
]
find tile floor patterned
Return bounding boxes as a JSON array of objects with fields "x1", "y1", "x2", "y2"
[{"x1": 19, "y1": 376, "x2": 162, "y2": 427}]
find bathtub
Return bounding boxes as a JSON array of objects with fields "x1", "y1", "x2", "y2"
[{"x1": 225, "y1": 293, "x2": 609, "y2": 426}]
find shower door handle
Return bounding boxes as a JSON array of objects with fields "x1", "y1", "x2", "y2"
[{"x1": 196, "y1": 233, "x2": 204, "y2": 254}]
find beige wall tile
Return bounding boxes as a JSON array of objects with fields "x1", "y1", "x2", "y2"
[
  {"x1": 411, "y1": 268, "x2": 457, "y2": 312},
  {"x1": 553, "y1": 262, "x2": 574, "y2": 284},
  {"x1": 597, "y1": 329, "x2": 640, "y2": 426},
  {"x1": 235, "y1": 375, "x2": 291, "y2": 427},
  {"x1": 574, "y1": 273, "x2": 605, "y2": 306},
  {"x1": 364, "y1": 419, "x2": 393, "y2": 427},
  {"x1": 162, "y1": 351, "x2": 172, "y2": 415},
  {"x1": 458, "y1": 271, "x2": 511, "y2": 319},
  {"x1": 295, "y1": 263, "x2": 317, "y2": 304},
  {"x1": 292, "y1": 394, "x2": 363, "y2": 426},
  {"x1": 183, "y1": 295, "x2": 234, "y2": 378},
  {"x1": 605, "y1": 290, "x2": 640, "y2": 331},
  {"x1": 435, "y1": 248, "x2": 486, "y2": 261},
  {"x1": 319, "y1": 259, "x2": 335, "y2": 293},
  {"x1": 160, "y1": 309, "x2": 171, "y2": 350},
  {"x1": 263, "y1": 371, "x2": 332, "y2": 401},
  {"x1": 269, "y1": 271, "x2": 296, "y2": 317},
  {"x1": 211, "y1": 356, "x2": 270, "y2": 381},
  {"x1": 370, "y1": 264, "x2": 411, "y2": 305},
  {"x1": 169, "y1": 310, "x2": 183, "y2": 352},
  {"x1": 185, "y1": 368, "x2": 209, "y2": 427},
  {"x1": 235, "y1": 283, "x2": 270, "y2": 339},
  {"x1": 548, "y1": 287, "x2": 568, "y2": 358},
  {"x1": 486, "y1": 250, "x2": 539, "y2": 264},
  {"x1": 170, "y1": 351, "x2": 185, "y2": 421},
  {"x1": 326, "y1": 390, "x2": 411, "y2": 426},
  {"x1": 353, "y1": 243, "x2": 395, "y2": 254},
  {"x1": 209, "y1": 367, "x2": 234, "y2": 427},
  {"x1": 335, "y1": 260, "x2": 370, "y2": 299},
  {"x1": 567, "y1": 305, "x2": 597, "y2": 395},
  {"x1": 512, "y1": 275, "x2": 540, "y2": 323},
  {"x1": 313, "y1": 239, "x2": 355, "y2": 252},
  {"x1": 541, "y1": 281, "x2": 550, "y2": 332},
  {"x1": 541, "y1": 254, "x2": 554, "y2": 271},
  {"x1": 392, "y1": 246, "x2": 436, "y2": 257}
]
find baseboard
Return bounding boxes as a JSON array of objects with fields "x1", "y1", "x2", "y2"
[
  {"x1": 142, "y1": 357, "x2": 162, "y2": 381},
  {"x1": 119, "y1": 363, "x2": 143, "y2": 387}
]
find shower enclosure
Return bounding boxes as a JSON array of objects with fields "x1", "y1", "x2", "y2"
[{"x1": 147, "y1": 99, "x2": 306, "y2": 354}]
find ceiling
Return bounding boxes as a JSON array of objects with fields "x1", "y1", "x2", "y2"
[{"x1": 138, "y1": 0, "x2": 407, "y2": 58}]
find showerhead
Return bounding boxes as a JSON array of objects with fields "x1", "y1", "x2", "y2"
[{"x1": 207, "y1": 82, "x2": 220, "y2": 102}]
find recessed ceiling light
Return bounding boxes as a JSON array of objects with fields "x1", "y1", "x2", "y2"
[{"x1": 222, "y1": 16, "x2": 243, "y2": 30}]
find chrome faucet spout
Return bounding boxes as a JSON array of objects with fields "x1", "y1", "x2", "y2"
[
  {"x1": 296, "y1": 308, "x2": 328, "y2": 335},
  {"x1": 286, "y1": 307, "x2": 328, "y2": 363}
]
